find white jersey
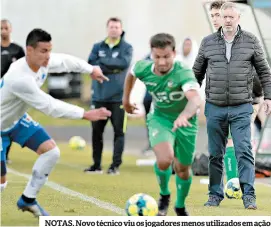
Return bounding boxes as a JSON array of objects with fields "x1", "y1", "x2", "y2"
[{"x1": 1, "y1": 53, "x2": 93, "y2": 131}]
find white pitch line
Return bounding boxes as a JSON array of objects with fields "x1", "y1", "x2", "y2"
[
  {"x1": 7, "y1": 168, "x2": 126, "y2": 215},
  {"x1": 256, "y1": 182, "x2": 271, "y2": 188}
]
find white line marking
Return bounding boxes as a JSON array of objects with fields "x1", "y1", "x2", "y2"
[
  {"x1": 256, "y1": 182, "x2": 271, "y2": 188},
  {"x1": 7, "y1": 168, "x2": 125, "y2": 215}
]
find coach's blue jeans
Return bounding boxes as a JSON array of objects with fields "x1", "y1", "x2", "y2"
[{"x1": 205, "y1": 102, "x2": 255, "y2": 199}]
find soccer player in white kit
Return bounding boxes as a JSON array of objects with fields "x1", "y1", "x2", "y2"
[{"x1": 0, "y1": 28, "x2": 111, "y2": 216}]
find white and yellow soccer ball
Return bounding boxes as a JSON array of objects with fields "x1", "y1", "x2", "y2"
[
  {"x1": 69, "y1": 136, "x2": 86, "y2": 150},
  {"x1": 125, "y1": 193, "x2": 158, "y2": 216},
  {"x1": 224, "y1": 178, "x2": 242, "y2": 199}
]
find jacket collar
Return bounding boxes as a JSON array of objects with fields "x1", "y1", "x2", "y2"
[
  {"x1": 103, "y1": 31, "x2": 125, "y2": 47},
  {"x1": 217, "y1": 25, "x2": 242, "y2": 38}
]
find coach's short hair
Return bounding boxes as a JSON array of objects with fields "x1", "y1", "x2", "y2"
[
  {"x1": 26, "y1": 28, "x2": 51, "y2": 48},
  {"x1": 209, "y1": 0, "x2": 225, "y2": 10},
  {"x1": 106, "y1": 17, "x2": 122, "y2": 26},
  {"x1": 150, "y1": 33, "x2": 176, "y2": 51},
  {"x1": 220, "y1": 2, "x2": 241, "y2": 15}
]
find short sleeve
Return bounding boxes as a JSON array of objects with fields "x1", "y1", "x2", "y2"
[
  {"x1": 129, "y1": 60, "x2": 151, "y2": 80},
  {"x1": 179, "y1": 69, "x2": 199, "y2": 92},
  {"x1": 130, "y1": 64, "x2": 136, "y2": 76}
]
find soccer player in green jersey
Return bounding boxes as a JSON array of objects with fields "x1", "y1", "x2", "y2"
[{"x1": 123, "y1": 33, "x2": 202, "y2": 216}]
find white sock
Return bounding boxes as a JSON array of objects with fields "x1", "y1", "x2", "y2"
[
  {"x1": 23, "y1": 147, "x2": 60, "y2": 198},
  {"x1": 1, "y1": 181, "x2": 8, "y2": 192}
]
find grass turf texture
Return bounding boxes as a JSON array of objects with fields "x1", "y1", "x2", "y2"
[{"x1": 1, "y1": 144, "x2": 271, "y2": 226}]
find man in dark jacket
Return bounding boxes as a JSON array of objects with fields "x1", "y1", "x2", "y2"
[
  {"x1": 193, "y1": 2, "x2": 271, "y2": 209},
  {"x1": 1, "y1": 19, "x2": 25, "y2": 78},
  {"x1": 85, "y1": 17, "x2": 133, "y2": 175}
]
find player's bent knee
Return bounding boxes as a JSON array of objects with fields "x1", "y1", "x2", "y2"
[
  {"x1": 157, "y1": 159, "x2": 172, "y2": 170},
  {"x1": 43, "y1": 146, "x2": 61, "y2": 161},
  {"x1": 29, "y1": 146, "x2": 60, "y2": 193},
  {"x1": 174, "y1": 160, "x2": 190, "y2": 179},
  {"x1": 155, "y1": 153, "x2": 174, "y2": 170},
  {"x1": 177, "y1": 171, "x2": 190, "y2": 180},
  {"x1": 36, "y1": 139, "x2": 57, "y2": 154}
]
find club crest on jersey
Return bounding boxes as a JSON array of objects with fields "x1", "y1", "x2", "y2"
[
  {"x1": 152, "y1": 129, "x2": 159, "y2": 137},
  {"x1": 167, "y1": 80, "x2": 174, "y2": 88},
  {"x1": 112, "y1": 52, "x2": 119, "y2": 58}
]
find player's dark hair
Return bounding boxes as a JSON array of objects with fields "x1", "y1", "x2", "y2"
[
  {"x1": 150, "y1": 33, "x2": 176, "y2": 51},
  {"x1": 26, "y1": 28, "x2": 51, "y2": 48},
  {"x1": 209, "y1": 0, "x2": 225, "y2": 10},
  {"x1": 107, "y1": 17, "x2": 122, "y2": 26}
]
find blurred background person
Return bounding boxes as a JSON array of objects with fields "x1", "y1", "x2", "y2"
[
  {"x1": 1, "y1": 19, "x2": 25, "y2": 78},
  {"x1": 84, "y1": 17, "x2": 133, "y2": 175},
  {"x1": 175, "y1": 37, "x2": 198, "y2": 69},
  {"x1": 1, "y1": 19, "x2": 25, "y2": 164}
]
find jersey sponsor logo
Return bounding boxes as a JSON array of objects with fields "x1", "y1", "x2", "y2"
[
  {"x1": 145, "y1": 82, "x2": 157, "y2": 86},
  {"x1": 98, "y1": 51, "x2": 106, "y2": 57},
  {"x1": 42, "y1": 73, "x2": 46, "y2": 80},
  {"x1": 150, "y1": 91, "x2": 185, "y2": 103},
  {"x1": 167, "y1": 80, "x2": 174, "y2": 88},
  {"x1": 152, "y1": 129, "x2": 159, "y2": 137},
  {"x1": 20, "y1": 114, "x2": 39, "y2": 127},
  {"x1": 1, "y1": 50, "x2": 9, "y2": 55}
]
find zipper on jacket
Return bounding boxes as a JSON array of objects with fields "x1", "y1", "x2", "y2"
[
  {"x1": 224, "y1": 42, "x2": 229, "y2": 106},
  {"x1": 224, "y1": 34, "x2": 239, "y2": 106}
]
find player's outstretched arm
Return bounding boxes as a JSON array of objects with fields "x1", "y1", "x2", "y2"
[
  {"x1": 48, "y1": 53, "x2": 109, "y2": 83},
  {"x1": 122, "y1": 72, "x2": 138, "y2": 114},
  {"x1": 172, "y1": 89, "x2": 201, "y2": 131},
  {"x1": 11, "y1": 77, "x2": 111, "y2": 121}
]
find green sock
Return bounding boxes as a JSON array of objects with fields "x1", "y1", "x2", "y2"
[
  {"x1": 175, "y1": 174, "x2": 192, "y2": 208},
  {"x1": 154, "y1": 162, "x2": 172, "y2": 195},
  {"x1": 224, "y1": 146, "x2": 238, "y2": 181}
]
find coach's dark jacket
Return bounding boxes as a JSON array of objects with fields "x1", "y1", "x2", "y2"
[
  {"x1": 193, "y1": 26, "x2": 271, "y2": 106},
  {"x1": 88, "y1": 32, "x2": 133, "y2": 102},
  {"x1": 252, "y1": 72, "x2": 263, "y2": 104}
]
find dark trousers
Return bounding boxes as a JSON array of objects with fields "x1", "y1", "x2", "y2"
[
  {"x1": 91, "y1": 101, "x2": 126, "y2": 168},
  {"x1": 205, "y1": 102, "x2": 255, "y2": 199}
]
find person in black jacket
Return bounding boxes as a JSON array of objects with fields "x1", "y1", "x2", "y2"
[
  {"x1": 193, "y1": 2, "x2": 271, "y2": 209},
  {"x1": 1, "y1": 19, "x2": 25, "y2": 163},
  {"x1": 1, "y1": 19, "x2": 25, "y2": 78},
  {"x1": 84, "y1": 17, "x2": 133, "y2": 175}
]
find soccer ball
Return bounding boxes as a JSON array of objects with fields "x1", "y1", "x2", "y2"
[
  {"x1": 224, "y1": 178, "x2": 242, "y2": 199},
  {"x1": 125, "y1": 193, "x2": 158, "y2": 216},
  {"x1": 69, "y1": 136, "x2": 86, "y2": 150}
]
